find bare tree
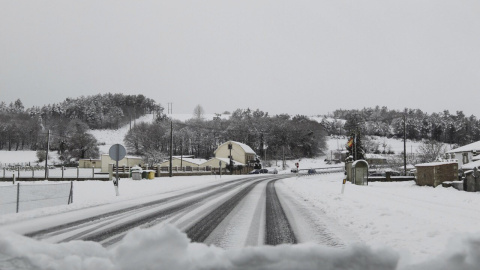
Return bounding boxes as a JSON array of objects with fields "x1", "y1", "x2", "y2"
[
  {"x1": 417, "y1": 140, "x2": 447, "y2": 163},
  {"x1": 193, "y1": 104, "x2": 205, "y2": 119}
]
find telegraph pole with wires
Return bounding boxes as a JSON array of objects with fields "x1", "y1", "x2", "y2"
[
  {"x1": 169, "y1": 120, "x2": 173, "y2": 177},
  {"x1": 228, "y1": 142, "x2": 233, "y2": 175}
]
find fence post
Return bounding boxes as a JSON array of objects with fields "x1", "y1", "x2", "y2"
[
  {"x1": 77, "y1": 166, "x2": 79, "y2": 180},
  {"x1": 62, "y1": 166, "x2": 64, "y2": 180},
  {"x1": 32, "y1": 167, "x2": 34, "y2": 178},
  {"x1": 92, "y1": 166, "x2": 95, "y2": 179},
  {"x1": 3, "y1": 168, "x2": 5, "y2": 178},
  {"x1": 68, "y1": 181, "x2": 73, "y2": 204},
  {"x1": 18, "y1": 167, "x2": 20, "y2": 178},
  {"x1": 16, "y1": 183, "x2": 20, "y2": 213},
  {"x1": 12, "y1": 174, "x2": 15, "y2": 185}
]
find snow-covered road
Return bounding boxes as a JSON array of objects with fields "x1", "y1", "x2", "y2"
[{"x1": 7, "y1": 174, "x2": 352, "y2": 250}]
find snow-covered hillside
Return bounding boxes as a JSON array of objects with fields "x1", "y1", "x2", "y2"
[{"x1": 90, "y1": 114, "x2": 155, "y2": 154}]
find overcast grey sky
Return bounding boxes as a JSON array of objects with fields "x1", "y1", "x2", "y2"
[{"x1": 1, "y1": 1, "x2": 479, "y2": 116}]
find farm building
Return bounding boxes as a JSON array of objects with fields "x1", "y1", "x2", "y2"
[
  {"x1": 100, "y1": 154, "x2": 144, "y2": 173},
  {"x1": 415, "y1": 162, "x2": 458, "y2": 187},
  {"x1": 214, "y1": 141, "x2": 257, "y2": 165},
  {"x1": 78, "y1": 158, "x2": 101, "y2": 168}
]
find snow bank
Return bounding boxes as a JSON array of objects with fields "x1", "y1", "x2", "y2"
[{"x1": 1, "y1": 225, "x2": 479, "y2": 270}]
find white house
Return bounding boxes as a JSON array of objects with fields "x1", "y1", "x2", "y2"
[{"x1": 446, "y1": 141, "x2": 480, "y2": 167}]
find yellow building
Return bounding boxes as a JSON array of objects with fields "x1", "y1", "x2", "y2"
[{"x1": 214, "y1": 141, "x2": 256, "y2": 165}]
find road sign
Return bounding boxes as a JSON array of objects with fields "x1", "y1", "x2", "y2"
[
  {"x1": 109, "y1": 144, "x2": 126, "y2": 161},
  {"x1": 109, "y1": 144, "x2": 126, "y2": 196},
  {"x1": 295, "y1": 162, "x2": 299, "y2": 168}
]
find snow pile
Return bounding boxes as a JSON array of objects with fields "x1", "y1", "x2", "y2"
[{"x1": 1, "y1": 225, "x2": 480, "y2": 270}]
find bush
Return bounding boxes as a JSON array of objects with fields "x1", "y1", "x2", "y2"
[{"x1": 36, "y1": 150, "x2": 48, "y2": 162}]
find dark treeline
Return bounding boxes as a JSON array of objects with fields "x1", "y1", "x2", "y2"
[
  {"x1": 125, "y1": 108, "x2": 327, "y2": 165},
  {"x1": 0, "y1": 94, "x2": 162, "y2": 163},
  {"x1": 32, "y1": 93, "x2": 161, "y2": 129},
  {"x1": 321, "y1": 106, "x2": 480, "y2": 147}
]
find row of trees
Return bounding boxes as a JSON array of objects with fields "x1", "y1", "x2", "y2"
[
  {"x1": 26, "y1": 93, "x2": 161, "y2": 130},
  {"x1": 124, "y1": 108, "x2": 327, "y2": 165},
  {"x1": 322, "y1": 106, "x2": 480, "y2": 147},
  {"x1": 0, "y1": 94, "x2": 163, "y2": 164}
]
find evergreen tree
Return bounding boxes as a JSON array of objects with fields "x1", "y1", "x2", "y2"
[{"x1": 345, "y1": 131, "x2": 365, "y2": 161}]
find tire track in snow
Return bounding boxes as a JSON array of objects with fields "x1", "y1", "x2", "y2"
[
  {"x1": 265, "y1": 179, "x2": 297, "y2": 245},
  {"x1": 185, "y1": 179, "x2": 266, "y2": 243}
]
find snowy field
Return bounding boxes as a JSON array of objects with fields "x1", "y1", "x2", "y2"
[{"x1": 1, "y1": 173, "x2": 480, "y2": 269}]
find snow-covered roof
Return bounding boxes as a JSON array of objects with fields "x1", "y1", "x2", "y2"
[
  {"x1": 173, "y1": 157, "x2": 207, "y2": 165},
  {"x1": 461, "y1": 160, "x2": 480, "y2": 170},
  {"x1": 364, "y1": 154, "x2": 387, "y2": 159},
  {"x1": 446, "y1": 141, "x2": 480, "y2": 154},
  {"x1": 101, "y1": 154, "x2": 142, "y2": 160},
  {"x1": 216, "y1": 141, "x2": 256, "y2": 154},
  {"x1": 415, "y1": 162, "x2": 457, "y2": 167}
]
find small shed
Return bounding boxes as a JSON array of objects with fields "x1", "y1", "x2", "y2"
[{"x1": 415, "y1": 162, "x2": 458, "y2": 187}]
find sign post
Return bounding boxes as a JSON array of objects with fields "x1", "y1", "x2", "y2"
[
  {"x1": 109, "y1": 144, "x2": 126, "y2": 196},
  {"x1": 219, "y1": 161, "x2": 222, "y2": 178},
  {"x1": 295, "y1": 162, "x2": 299, "y2": 177}
]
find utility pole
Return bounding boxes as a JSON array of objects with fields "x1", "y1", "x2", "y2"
[
  {"x1": 169, "y1": 121, "x2": 173, "y2": 177},
  {"x1": 180, "y1": 140, "x2": 183, "y2": 169},
  {"x1": 44, "y1": 130, "x2": 50, "y2": 179},
  {"x1": 403, "y1": 110, "x2": 407, "y2": 176},
  {"x1": 229, "y1": 142, "x2": 233, "y2": 175},
  {"x1": 282, "y1": 145, "x2": 285, "y2": 170}
]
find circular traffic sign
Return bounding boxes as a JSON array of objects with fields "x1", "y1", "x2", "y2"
[{"x1": 109, "y1": 144, "x2": 126, "y2": 161}]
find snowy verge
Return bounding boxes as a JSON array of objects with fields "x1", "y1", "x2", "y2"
[{"x1": 1, "y1": 224, "x2": 480, "y2": 270}]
